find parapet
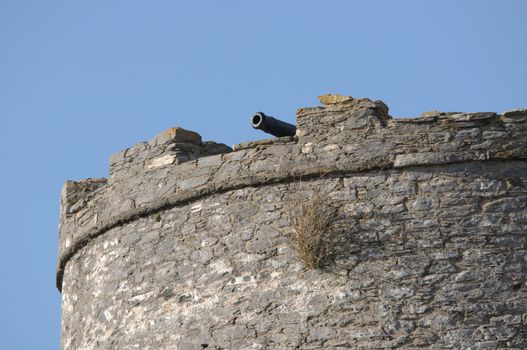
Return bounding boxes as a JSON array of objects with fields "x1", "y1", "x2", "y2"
[
  {"x1": 109, "y1": 126, "x2": 232, "y2": 179},
  {"x1": 57, "y1": 95, "x2": 527, "y2": 290}
]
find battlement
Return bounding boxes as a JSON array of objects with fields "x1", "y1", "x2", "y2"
[
  {"x1": 57, "y1": 95, "x2": 527, "y2": 349},
  {"x1": 57, "y1": 95, "x2": 527, "y2": 290},
  {"x1": 109, "y1": 126, "x2": 231, "y2": 179}
]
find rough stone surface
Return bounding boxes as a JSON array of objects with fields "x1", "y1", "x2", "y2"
[
  {"x1": 318, "y1": 94, "x2": 354, "y2": 105},
  {"x1": 58, "y1": 96, "x2": 527, "y2": 349}
]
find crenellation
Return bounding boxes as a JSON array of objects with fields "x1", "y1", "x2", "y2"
[
  {"x1": 109, "y1": 126, "x2": 231, "y2": 180},
  {"x1": 60, "y1": 178, "x2": 108, "y2": 216},
  {"x1": 57, "y1": 95, "x2": 527, "y2": 349}
]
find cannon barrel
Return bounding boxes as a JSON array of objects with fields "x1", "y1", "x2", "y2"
[{"x1": 251, "y1": 112, "x2": 296, "y2": 137}]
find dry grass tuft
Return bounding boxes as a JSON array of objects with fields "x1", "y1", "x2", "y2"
[{"x1": 287, "y1": 191, "x2": 336, "y2": 269}]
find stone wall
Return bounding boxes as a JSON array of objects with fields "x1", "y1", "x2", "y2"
[{"x1": 57, "y1": 95, "x2": 527, "y2": 349}]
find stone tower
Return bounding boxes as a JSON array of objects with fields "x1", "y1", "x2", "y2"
[{"x1": 57, "y1": 95, "x2": 527, "y2": 349}]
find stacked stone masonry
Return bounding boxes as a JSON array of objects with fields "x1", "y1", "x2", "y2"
[{"x1": 58, "y1": 95, "x2": 527, "y2": 349}]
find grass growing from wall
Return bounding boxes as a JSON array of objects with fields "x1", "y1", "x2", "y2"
[{"x1": 287, "y1": 191, "x2": 336, "y2": 269}]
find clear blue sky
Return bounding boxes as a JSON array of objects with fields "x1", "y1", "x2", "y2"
[{"x1": 0, "y1": 1, "x2": 525, "y2": 348}]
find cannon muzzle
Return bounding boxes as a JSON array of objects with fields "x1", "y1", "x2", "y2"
[{"x1": 251, "y1": 112, "x2": 296, "y2": 137}]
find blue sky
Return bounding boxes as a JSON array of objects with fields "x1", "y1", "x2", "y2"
[{"x1": 0, "y1": 1, "x2": 525, "y2": 348}]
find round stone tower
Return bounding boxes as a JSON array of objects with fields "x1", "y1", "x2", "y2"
[{"x1": 57, "y1": 95, "x2": 527, "y2": 349}]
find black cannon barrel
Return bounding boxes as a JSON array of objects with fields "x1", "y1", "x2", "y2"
[{"x1": 251, "y1": 112, "x2": 296, "y2": 137}]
